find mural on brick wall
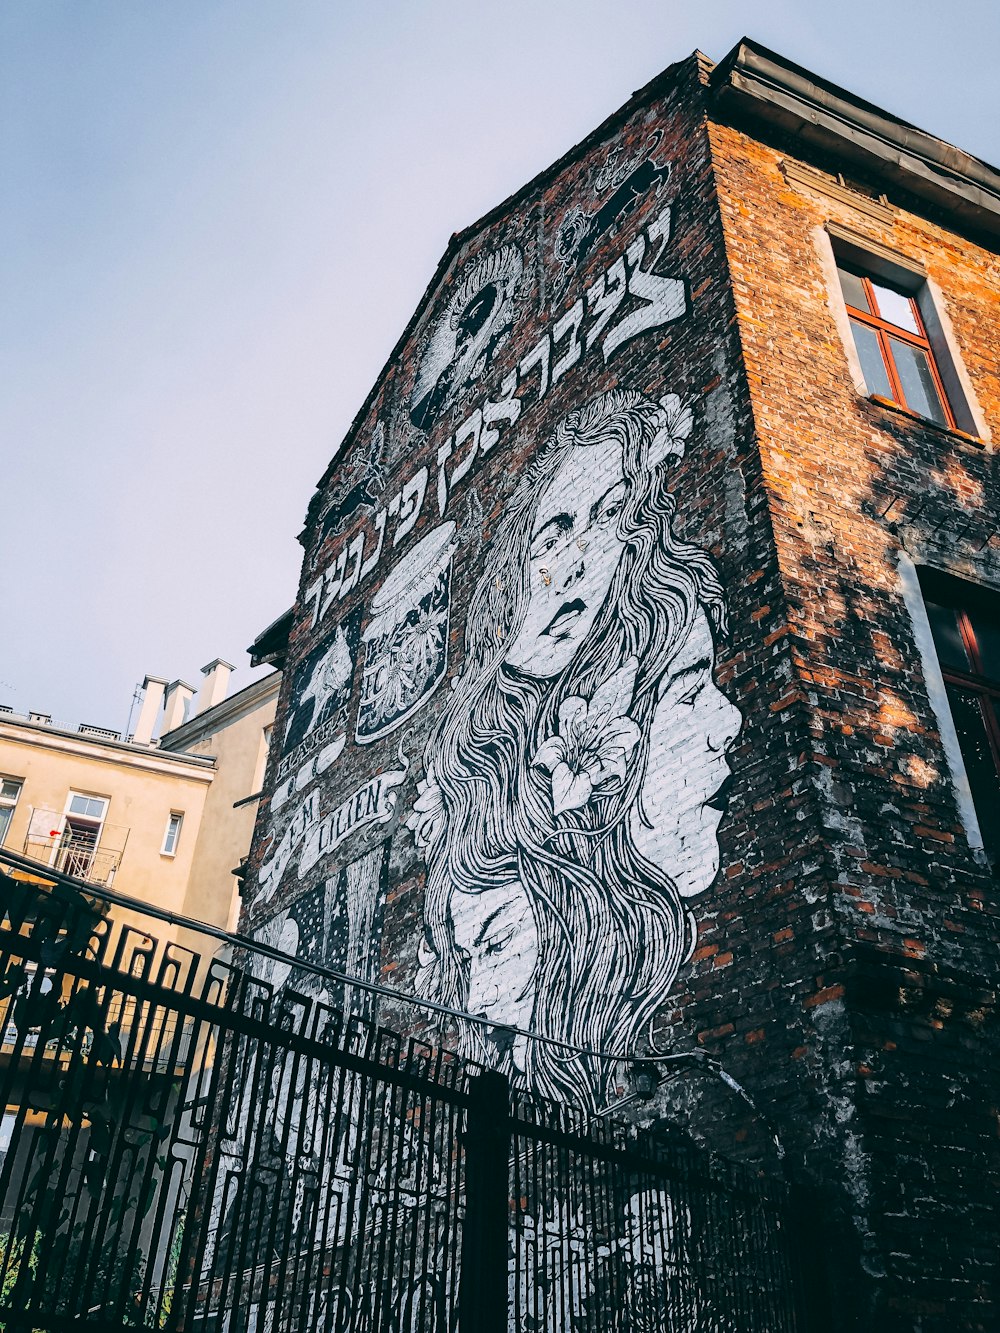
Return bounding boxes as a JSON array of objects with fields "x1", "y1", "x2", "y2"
[
  {"x1": 410, "y1": 244, "x2": 524, "y2": 432},
  {"x1": 247, "y1": 119, "x2": 744, "y2": 1121},
  {"x1": 552, "y1": 129, "x2": 671, "y2": 301},
  {"x1": 356, "y1": 522, "x2": 457, "y2": 744},
  {"x1": 408, "y1": 389, "x2": 742, "y2": 1106}
]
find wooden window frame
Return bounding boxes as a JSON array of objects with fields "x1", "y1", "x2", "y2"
[
  {"x1": 840, "y1": 265, "x2": 956, "y2": 428},
  {"x1": 938, "y1": 608, "x2": 1000, "y2": 772}
]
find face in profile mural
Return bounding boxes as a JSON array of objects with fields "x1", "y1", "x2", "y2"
[{"x1": 408, "y1": 389, "x2": 742, "y2": 1109}]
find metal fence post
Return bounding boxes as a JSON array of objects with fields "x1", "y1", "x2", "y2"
[
  {"x1": 789, "y1": 1183, "x2": 839, "y2": 1333},
  {"x1": 459, "y1": 1069, "x2": 510, "y2": 1333}
]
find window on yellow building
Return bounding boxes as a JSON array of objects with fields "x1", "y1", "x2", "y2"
[
  {"x1": 162, "y1": 812, "x2": 183, "y2": 857},
  {"x1": 61, "y1": 792, "x2": 109, "y2": 879},
  {"x1": 0, "y1": 778, "x2": 22, "y2": 847}
]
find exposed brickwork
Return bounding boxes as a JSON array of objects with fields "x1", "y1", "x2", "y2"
[
  {"x1": 241, "y1": 47, "x2": 1000, "y2": 1332},
  {"x1": 705, "y1": 102, "x2": 1000, "y2": 1329}
]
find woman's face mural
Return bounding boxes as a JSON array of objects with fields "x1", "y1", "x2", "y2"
[
  {"x1": 451, "y1": 881, "x2": 538, "y2": 1070},
  {"x1": 411, "y1": 388, "x2": 742, "y2": 1109},
  {"x1": 505, "y1": 435, "x2": 627, "y2": 678},
  {"x1": 635, "y1": 610, "x2": 742, "y2": 899}
]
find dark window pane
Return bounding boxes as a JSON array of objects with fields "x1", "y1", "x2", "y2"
[
  {"x1": 850, "y1": 321, "x2": 894, "y2": 398},
  {"x1": 969, "y1": 610, "x2": 1000, "y2": 683},
  {"x1": 946, "y1": 686, "x2": 1000, "y2": 862},
  {"x1": 926, "y1": 601, "x2": 970, "y2": 671},
  {"x1": 838, "y1": 267, "x2": 871, "y2": 313},
  {"x1": 870, "y1": 281, "x2": 920, "y2": 334},
  {"x1": 889, "y1": 337, "x2": 949, "y2": 426}
]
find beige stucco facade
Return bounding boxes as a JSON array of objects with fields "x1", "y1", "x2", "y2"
[
  {"x1": 0, "y1": 668, "x2": 280, "y2": 948},
  {"x1": 159, "y1": 671, "x2": 279, "y2": 933}
]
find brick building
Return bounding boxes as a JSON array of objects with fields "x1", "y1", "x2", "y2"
[{"x1": 241, "y1": 38, "x2": 1000, "y2": 1330}]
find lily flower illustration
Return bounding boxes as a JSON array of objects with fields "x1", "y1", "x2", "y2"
[
  {"x1": 406, "y1": 764, "x2": 447, "y2": 854},
  {"x1": 531, "y1": 658, "x2": 641, "y2": 815},
  {"x1": 647, "y1": 393, "x2": 694, "y2": 468}
]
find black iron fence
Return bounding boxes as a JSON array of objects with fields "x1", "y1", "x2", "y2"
[{"x1": 0, "y1": 854, "x2": 822, "y2": 1331}]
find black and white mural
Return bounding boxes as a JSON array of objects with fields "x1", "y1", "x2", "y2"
[
  {"x1": 408, "y1": 389, "x2": 741, "y2": 1108},
  {"x1": 356, "y1": 522, "x2": 457, "y2": 744},
  {"x1": 552, "y1": 130, "x2": 671, "y2": 300},
  {"x1": 272, "y1": 606, "x2": 363, "y2": 814},
  {"x1": 254, "y1": 844, "x2": 389, "y2": 1021},
  {"x1": 248, "y1": 118, "x2": 743, "y2": 1122},
  {"x1": 410, "y1": 244, "x2": 524, "y2": 431}
]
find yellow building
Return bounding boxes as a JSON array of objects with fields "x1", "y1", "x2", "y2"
[
  {"x1": 157, "y1": 666, "x2": 276, "y2": 932},
  {"x1": 0, "y1": 659, "x2": 280, "y2": 937}
]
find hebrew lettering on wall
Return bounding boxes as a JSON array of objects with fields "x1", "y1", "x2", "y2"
[
  {"x1": 552, "y1": 129, "x2": 671, "y2": 301},
  {"x1": 247, "y1": 108, "x2": 745, "y2": 1120}
]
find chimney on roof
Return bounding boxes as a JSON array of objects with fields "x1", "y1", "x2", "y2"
[
  {"x1": 195, "y1": 658, "x2": 235, "y2": 716},
  {"x1": 161, "y1": 680, "x2": 196, "y2": 736},
  {"x1": 132, "y1": 676, "x2": 168, "y2": 746}
]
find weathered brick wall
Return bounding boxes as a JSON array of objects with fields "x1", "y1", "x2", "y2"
[
  {"x1": 242, "y1": 50, "x2": 807, "y2": 1117},
  {"x1": 706, "y1": 104, "x2": 1000, "y2": 1330},
  {"x1": 239, "y1": 48, "x2": 1000, "y2": 1332}
]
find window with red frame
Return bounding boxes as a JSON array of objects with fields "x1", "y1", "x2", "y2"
[
  {"x1": 837, "y1": 263, "x2": 955, "y2": 429},
  {"x1": 924, "y1": 590, "x2": 1000, "y2": 866}
]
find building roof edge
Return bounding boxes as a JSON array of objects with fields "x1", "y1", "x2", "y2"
[
  {"x1": 157, "y1": 670, "x2": 281, "y2": 753},
  {"x1": 302, "y1": 51, "x2": 704, "y2": 521},
  {"x1": 709, "y1": 38, "x2": 1000, "y2": 244},
  {"x1": 0, "y1": 716, "x2": 217, "y2": 776}
]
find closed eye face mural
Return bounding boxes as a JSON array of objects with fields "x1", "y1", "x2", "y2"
[
  {"x1": 410, "y1": 245, "x2": 524, "y2": 432},
  {"x1": 408, "y1": 389, "x2": 742, "y2": 1110}
]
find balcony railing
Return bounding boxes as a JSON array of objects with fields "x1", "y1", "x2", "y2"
[{"x1": 18, "y1": 808, "x2": 129, "y2": 888}]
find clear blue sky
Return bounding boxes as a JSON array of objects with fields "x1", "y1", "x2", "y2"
[{"x1": 2, "y1": 1, "x2": 998, "y2": 734}]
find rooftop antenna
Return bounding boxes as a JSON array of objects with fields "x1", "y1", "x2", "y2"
[{"x1": 124, "y1": 683, "x2": 143, "y2": 743}]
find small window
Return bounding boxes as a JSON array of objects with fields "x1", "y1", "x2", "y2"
[
  {"x1": 923, "y1": 586, "x2": 1000, "y2": 867},
  {"x1": 836, "y1": 262, "x2": 954, "y2": 428},
  {"x1": 0, "y1": 1111, "x2": 15, "y2": 1162},
  {"x1": 0, "y1": 778, "x2": 22, "y2": 847},
  {"x1": 162, "y1": 812, "x2": 183, "y2": 857},
  {"x1": 67, "y1": 793, "x2": 107, "y2": 821}
]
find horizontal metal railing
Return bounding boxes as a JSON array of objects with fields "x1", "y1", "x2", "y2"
[
  {"x1": 15, "y1": 814, "x2": 129, "y2": 889},
  {"x1": 0, "y1": 847, "x2": 821, "y2": 1331}
]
